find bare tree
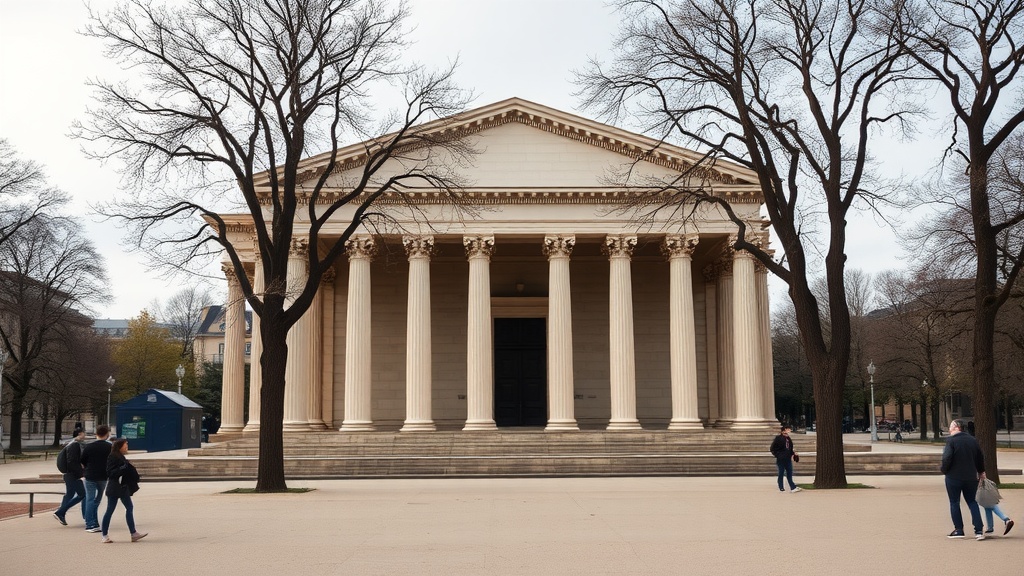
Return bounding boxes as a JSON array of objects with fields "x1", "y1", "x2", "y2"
[
  {"x1": 579, "y1": 0, "x2": 910, "y2": 487},
  {"x1": 0, "y1": 217, "x2": 108, "y2": 454},
  {"x1": 39, "y1": 324, "x2": 114, "y2": 447},
  {"x1": 892, "y1": 0, "x2": 1024, "y2": 483},
  {"x1": 0, "y1": 140, "x2": 67, "y2": 250},
  {"x1": 162, "y1": 286, "x2": 216, "y2": 359},
  {"x1": 76, "y1": 0, "x2": 472, "y2": 491}
]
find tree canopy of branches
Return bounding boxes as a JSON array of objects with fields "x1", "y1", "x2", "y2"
[
  {"x1": 0, "y1": 139, "x2": 67, "y2": 250},
  {"x1": 40, "y1": 326, "x2": 115, "y2": 447},
  {"x1": 110, "y1": 311, "x2": 183, "y2": 402},
  {"x1": 160, "y1": 286, "x2": 216, "y2": 360},
  {"x1": 77, "y1": 0, "x2": 472, "y2": 491},
  {"x1": 893, "y1": 0, "x2": 1024, "y2": 482},
  {"x1": 0, "y1": 217, "x2": 108, "y2": 453},
  {"x1": 580, "y1": 0, "x2": 909, "y2": 487}
]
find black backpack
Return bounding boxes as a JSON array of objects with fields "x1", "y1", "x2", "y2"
[{"x1": 56, "y1": 441, "x2": 78, "y2": 473}]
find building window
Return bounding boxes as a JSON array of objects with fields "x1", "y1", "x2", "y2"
[
  {"x1": 245, "y1": 342, "x2": 251, "y2": 356},
  {"x1": 218, "y1": 343, "x2": 225, "y2": 355}
]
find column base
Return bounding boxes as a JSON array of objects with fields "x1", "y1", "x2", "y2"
[
  {"x1": 242, "y1": 423, "x2": 260, "y2": 433},
  {"x1": 282, "y1": 421, "x2": 310, "y2": 432},
  {"x1": 713, "y1": 418, "x2": 735, "y2": 429},
  {"x1": 340, "y1": 421, "x2": 375, "y2": 432},
  {"x1": 545, "y1": 420, "x2": 579, "y2": 431},
  {"x1": 463, "y1": 420, "x2": 498, "y2": 431},
  {"x1": 217, "y1": 424, "x2": 244, "y2": 434},
  {"x1": 400, "y1": 421, "x2": 436, "y2": 432},
  {"x1": 668, "y1": 419, "x2": 704, "y2": 430},
  {"x1": 307, "y1": 420, "x2": 328, "y2": 431},
  {"x1": 730, "y1": 418, "x2": 773, "y2": 430},
  {"x1": 606, "y1": 419, "x2": 642, "y2": 430}
]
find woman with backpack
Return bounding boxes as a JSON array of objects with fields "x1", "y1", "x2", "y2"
[{"x1": 99, "y1": 438, "x2": 147, "y2": 543}]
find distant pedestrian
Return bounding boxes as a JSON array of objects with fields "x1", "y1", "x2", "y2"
[
  {"x1": 52, "y1": 428, "x2": 87, "y2": 526},
  {"x1": 770, "y1": 424, "x2": 802, "y2": 493},
  {"x1": 967, "y1": 420, "x2": 976, "y2": 436},
  {"x1": 100, "y1": 438, "x2": 146, "y2": 543},
  {"x1": 941, "y1": 419, "x2": 986, "y2": 540},
  {"x1": 79, "y1": 425, "x2": 113, "y2": 533}
]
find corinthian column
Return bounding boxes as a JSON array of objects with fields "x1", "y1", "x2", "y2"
[
  {"x1": 306, "y1": 268, "x2": 326, "y2": 430},
  {"x1": 714, "y1": 253, "x2": 735, "y2": 428},
  {"x1": 219, "y1": 264, "x2": 246, "y2": 433},
  {"x1": 731, "y1": 236, "x2": 765, "y2": 428},
  {"x1": 401, "y1": 236, "x2": 435, "y2": 432},
  {"x1": 463, "y1": 236, "x2": 497, "y2": 431},
  {"x1": 756, "y1": 248, "x2": 777, "y2": 424},
  {"x1": 243, "y1": 255, "x2": 264, "y2": 434},
  {"x1": 283, "y1": 237, "x2": 311, "y2": 432},
  {"x1": 341, "y1": 238, "x2": 376, "y2": 431},
  {"x1": 544, "y1": 235, "x2": 578, "y2": 431},
  {"x1": 605, "y1": 235, "x2": 641, "y2": 430},
  {"x1": 663, "y1": 234, "x2": 703, "y2": 430}
]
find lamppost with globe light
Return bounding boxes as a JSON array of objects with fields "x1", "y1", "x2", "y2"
[
  {"x1": 106, "y1": 375, "x2": 115, "y2": 427},
  {"x1": 868, "y1": 361, "x2": 878, "y2": 442},
  {"x1": 175, "y1": 364, "x2": 185, "y2": 395},
  {"x1": 0, "y1": 349, "x2": 8, "y2": 449}
]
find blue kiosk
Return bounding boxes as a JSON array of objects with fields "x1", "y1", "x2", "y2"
[{"x1": 114, "y1": 389, "x2": 203, "y2": 452}]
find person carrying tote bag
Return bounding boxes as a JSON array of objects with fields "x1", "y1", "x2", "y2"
[
  {"x1": 977, "y1": 477, "x2": 1015, "y2": 536},
  {"x1": 99, "y1": 438, "x2": 148, "y2": 543}
]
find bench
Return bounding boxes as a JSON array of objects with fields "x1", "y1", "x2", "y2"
[{"x1": 0, "y1": 491, "x2": 65, "y2": 518}]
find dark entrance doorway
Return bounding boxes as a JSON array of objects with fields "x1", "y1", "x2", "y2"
[{"x1": 494, "y1": 318, "x2": 547, "y2": 427}]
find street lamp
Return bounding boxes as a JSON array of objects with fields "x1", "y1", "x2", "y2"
[
  {"x1": 867, "y1": 361, "x2": 878, "y2": 443},
  {"x1": 106, "y1": 375, "x2": 115, "y2": 428},
  {"x1": 175, "y1": 364, "x2": 185, "y2": 395},
  {"x1": 0, "y1": 349, "x2": 8, "y2": 450}
]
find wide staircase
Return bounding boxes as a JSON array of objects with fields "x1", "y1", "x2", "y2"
[{"x1": 114, "y1": 429, "x2": 946, "y2": 481}]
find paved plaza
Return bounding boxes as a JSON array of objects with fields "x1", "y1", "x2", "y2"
[{"x1": 2, "y1": 437, "x2": 1023, "y2": 575}]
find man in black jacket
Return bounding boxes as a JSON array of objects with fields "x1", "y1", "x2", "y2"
[
  {"x1": 52, "y1": 428, "x2": 87, "y2": 525},
  {"x1": 941, "y1": 419, "x2": 986, "y2": 540},
  {"x1": 769, "y1": 424, "x2": 802, "y2": 493},
  {"x1": 79, "y1": 425, "x2": 112, "y2": 533}
]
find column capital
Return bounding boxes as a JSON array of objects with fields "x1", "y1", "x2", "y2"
[
  {"x1": 463, "y1": 236, "x2": 495, "y2": 260},
  {"x1": 403, "y1": 235, "x2": 435, "y2": 260},
  {"x1": 222, "y1": 263, "x2": 239, "y2": 283},
  {"x1": 345, "y1": 236, "x2": 377, "y2": 261},
  {"x1": 543, "y1": 235, "x2": 575, "y2": 258},
  {"x1": 321, "y1": 266, "x2": 336, "y2": 285},
  {"x1": 289, "y1": 236, "x2": 309, "y2": 257},
  {"x1": 703, "y1": 256, "x2": 733, "y2": 282},
  {"x1": 662, "y1": 234, "x2": 700, "y2": 259},
  {"x1": 602, "y1": 235, "x2": 637, "y2": 259}
]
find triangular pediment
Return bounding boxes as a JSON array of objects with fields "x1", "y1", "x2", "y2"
[{"x1": 257, "y1": 97, "x2": 759, "y2": 194}]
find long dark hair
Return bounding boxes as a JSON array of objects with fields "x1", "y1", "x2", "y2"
[{"x1": 111, "y1": 438, "x2": 128, "y2": 455}]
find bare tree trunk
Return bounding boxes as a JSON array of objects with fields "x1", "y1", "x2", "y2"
[
  {"x1": 255, "y1": 305, "x2": 289, "y2": 492},
  {"x1": 7, "y1": 395, "x2": 24, "y2": 454}
]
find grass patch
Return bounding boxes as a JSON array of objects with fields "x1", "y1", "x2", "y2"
[
  {"x1": 221, "y1": 487, "x2": 315, "y2": 494},
  {"x1": 796, "y1": 483, "x2": 875, "y2": 490},
  {"x1": 998, "y1": 483, "x2": 1024, "y2": 489}
]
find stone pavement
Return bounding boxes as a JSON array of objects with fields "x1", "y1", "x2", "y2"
[{"x1": 2, "y1": 439, "x2": 1023, "y2": 575}]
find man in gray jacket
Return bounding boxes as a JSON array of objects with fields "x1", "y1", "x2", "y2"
[{"x1": 940, "y1": 419, "x2": 986, "y2": 540}]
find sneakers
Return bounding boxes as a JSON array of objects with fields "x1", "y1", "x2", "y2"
[
  {"x1": 100, "y1": 536, "x2": 112, "y2": 543},
  {"x1": 53, "y1": 513, "x2": 67, "y2": 526},
  {"x1": 947, "y1": 530, "x2": 965, "y2": 539},
  {"x1": 1005, "y1": 520, "x2": 1015, "y2": 536},
  {"x1": 791, "y1": 487, "x2": 803, "y2": 493},
  {"x1": 131, "y1": 532, "x2": 148, "y2": 542},
  {"x1": 976, "y1": 532, "x2": 985, "y2": 541},
  {"x1": 985, "y1": 528, "x2": 994, "y2": 534},
  {"x1": 85, "y1": 527, "x2": 101, "y2": 533}
]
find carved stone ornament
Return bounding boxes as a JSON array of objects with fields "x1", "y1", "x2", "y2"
[
  {"x1": 250, "y1": 234, "x2": 263, "y2": 261},
  {"x1": 289, "y1": 237, "x2": 309, "y2": 257},
  {"x1": 345, "y1": 236, "x2": 377, "y2": 261},
  {"x1": 703, "y1": 256, "x2": 733, "y2": 282},
  {"x1": 661, "y1": 234, "x2": 700, "y2": 259},
  {"x1": 542, "y1": 235, "x2": 575, "y2": 258},
  {"x1": 463, "y1": 236, "x2": 495, "y2": 260},
  {"x1": 222, "y1": 263, "x2": 239, "y2": 283},
  {"x1": 321, "y1": 266, "x2": 337, "y2": 285},
  {"x1": 403, "y1": 235, "x2": 435, "y2": 259},
  {"x1": 602, "y1": 235, "x2": 637, "y2": 259}
]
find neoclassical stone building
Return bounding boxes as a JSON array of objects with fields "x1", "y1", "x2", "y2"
[{"x1": 214, "y1": 98, "x2": 776, "y2": 435}]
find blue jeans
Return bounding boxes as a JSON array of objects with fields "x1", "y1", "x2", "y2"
[
  {"x1": 776, "y1": 458, "x2": 796, "y2": 491},
  {"x1": 101, "y1": 494, "x2": 135, "y2": 537},
  {"x1": 985, "y1": 504, "x2": 1009, "y2": 531},
  {"x1": 55, "y1": 474, "x2": 85, "y2": 519},
  {"x1": 84, "y1": 479, "x2": 107, "y2": 529},
  {"x1": 945, "y1": 476, "x2": 983, "y2": 534}
]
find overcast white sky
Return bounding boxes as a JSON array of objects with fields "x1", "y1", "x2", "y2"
[{"x1": 0, "y1": 0, "x2": 933, "y2": 320}]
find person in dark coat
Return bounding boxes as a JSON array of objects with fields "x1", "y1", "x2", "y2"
[
  {"x1": 53, "y1": 428, "x2": 87, "y2": 525},
  {"x1": 99, "y1": 438, "x2": 147, "y2": 543},
  {"x1": 79, "y1": 425, "x2": 112, "y2": 532},
  {"x1": 941, "y1": 419, "x2": 986, "y2": 540},
  {"x1": 770, "y1": 424, "x2": 802, "y2": 493}
]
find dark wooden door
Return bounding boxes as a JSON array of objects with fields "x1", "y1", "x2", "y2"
[{"x1": 494, "y1": 318, "x2": 547, "y2": 427}]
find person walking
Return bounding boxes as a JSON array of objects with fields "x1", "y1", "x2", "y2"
[
  {"x1": 79, "y1": 425, "x2": 113, "y2": 533},
  {"x1": 941, "y1": 419, "x2": 986, "y2": 540},
  {"x1": 770, "y1": 424, "x2": 802, "y2": 493},
  {"x1": 53, "y1": 428, "x2": 87, "y2": 526},
  {"x1": 100, "y1": 438, "x2": 147, "y2": 543},
  {"x1": 983, "y1": 504, "x2": 1014, "y2": 537}
]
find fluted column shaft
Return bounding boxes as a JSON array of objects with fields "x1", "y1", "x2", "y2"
[
  {"x1": 306, "y1": 277, "x2": 325, "y2": 430},
  {"x1": 732, "y1": 246, "x2": 765, "y2": 428},
  {"x1": 283, "y1": 238, "x2": 311, "y2": 431},
  {"x1": 715, "y1": 259, "x2": 735, "y2": 427},
  {"x1": 605, "y1": 235, "x2": 640, "y2": 430},
  {"x1": 757, "y1": 263, "x2": 777, "y2": 424},
  {"x1": 243, "y1": 259, "x2": 264, "y2": 433},
  {"x1": 402, "y1": 236, "x2": 435, "y2": 432},
  {"x1": 342, "y1": 238, "x2": 376, "y2": 431},
  {"x1": 464, "y1": 236, "x2": 497, "y2": 431},
  {"x1": 219, "y1": 265, "x2": 246, "y2": 433},
  {"x1": 665, "y1": 235, "x2": 703, "y2": 430},
  {"x1": 320, "y1": 269, "x2": 336, "y2": 428},
  {"x1": 544, "y1": 235, "x2": 578, "y2": 431}
]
